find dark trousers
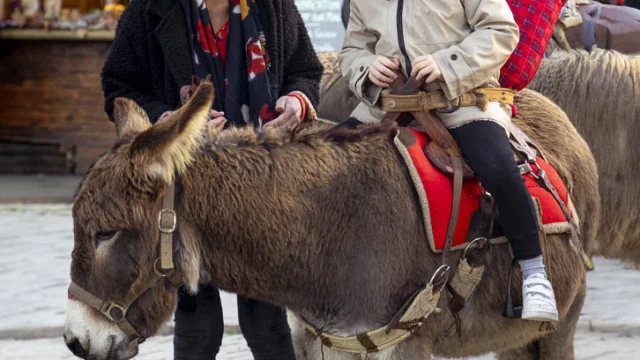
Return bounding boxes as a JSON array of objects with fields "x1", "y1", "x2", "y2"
[
  {"x1": 449, "y1": 121, "x2": 542, "y2": 260},
  {"x1": 174, "y1": 286, "x2": 296, "y2": 360},
  {"x1": 337, "y1": 117, "x2": 543, "y2": 260}
]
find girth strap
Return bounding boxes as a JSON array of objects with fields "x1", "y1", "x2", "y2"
[{"x1": 299, "y1": 283, "x2": 444, "y2": 354}]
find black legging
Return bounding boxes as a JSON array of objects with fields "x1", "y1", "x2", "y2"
[
  {"x1": 449, "y1": 121, "x2": 542, "y2": 260},
  {"x1": 336, "y1": 117, "x2": 542, "y2": 260},
  {"x1": 174, "y1": 286, "x2": 296, "y2": 360}
]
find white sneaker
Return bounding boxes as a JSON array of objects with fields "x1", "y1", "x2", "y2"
[{"x1": 521, "y1": 273, "x2": 559, "y2": 322}]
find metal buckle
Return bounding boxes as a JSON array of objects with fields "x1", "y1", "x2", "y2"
[
  {"x1": 102, "y1": 302, "x2": 128, "y2": 322},
  {"x1": 528, "y1": 161, "x2": 542, "y2": 180},
  {"x1": 511, "y1": 142, "x2": 537, "y2": 163},
  {"x1": 429, "y1": 265, "x2": 451, "y2": 286},
  {"x1": 153, "y1": 258, "x2": 171, "y2": 278},
  {"x1": 158, "y1": 209, "x2": 176, "y2": 234},
  {"x1": 519, "y1": 163, "x2": 533, "y2": 175},
  {"x1": 463, "y1": 237, "x2": 492, "y2": 259},
  {"x1": 525, "y1": 152, "x2": 537, "y2": 164},
  {"x1": 436, "y1": 96, "x2": 462, "y2": 113}
]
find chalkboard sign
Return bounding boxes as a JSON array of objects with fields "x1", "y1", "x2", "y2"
[{"x1": 295, "y1": 0, "x2": 345, "y2": 52}]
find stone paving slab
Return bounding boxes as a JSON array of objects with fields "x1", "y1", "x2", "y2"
[
  {"x1": 0, "y1": 204, "x2": 240, "y2": 337},
  {"x1": 0, "y1": 331, "x2": 637, "y2": 360},
  {"x1": 1, "y1": 204, "x2": 639, "y2": 359},
  {"x1": 0, "y1": 334, "x2": 252, "y2": 360},
  {"x1": 579, "y1": 257, "x2": 640, "y2": 335},
  {"x1": 0, "y1": 175, "x2": 82, "y2": 203}
]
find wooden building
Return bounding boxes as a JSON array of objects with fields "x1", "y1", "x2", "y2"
[
  {"x1": 0, "y1": 0, "x2": 340, "y2": 175},
  {"x1": 0, "y1": 0, "x2": 122, "y2": 175},
  {"x1": 0, "y1": 29, "x2": 116, "y2": 174}
]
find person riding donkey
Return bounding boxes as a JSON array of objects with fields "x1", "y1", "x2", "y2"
[{"x1": 339, "y1": 0, "x2": 559, "y2": 321}]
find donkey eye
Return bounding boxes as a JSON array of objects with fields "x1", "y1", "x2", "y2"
[{"x1": 95, "y1": 231, "x2": 117, "y2": 246}]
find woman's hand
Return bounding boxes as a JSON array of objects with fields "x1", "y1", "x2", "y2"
[
  {"x1": 411, "y1": 55, "x2": 443, "y2": 84},
  {"x1": 368, "y1": 56, "x2": 400, "y2": 88},
  {"x1": 263, "y1": 95, "x2": 302, "y2": 129},
  {"x1": 208, "y1": 110, "x2": 226, "y2": 131},
  {"x1": 210, "y1": 110, "x2": 226, "y2": 123},
  {"x1": 207, "y1": 110, "x2": 227, "y2": 143}
]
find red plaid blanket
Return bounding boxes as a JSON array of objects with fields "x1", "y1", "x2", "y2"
[{"x1": 499, "y1": 0, "x2": 566, "y2": 90}]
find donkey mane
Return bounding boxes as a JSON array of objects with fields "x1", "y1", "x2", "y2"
[{"x1": 211, "y1": 121, "x2": 398, "y2": 151}]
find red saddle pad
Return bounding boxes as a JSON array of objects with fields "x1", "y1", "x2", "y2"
[{"x1": 404, "y1": 129, "x2": 572, "y2": 251}]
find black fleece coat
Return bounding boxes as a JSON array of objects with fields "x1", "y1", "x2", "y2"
[
  {"x1": 101, "y1": 0, "x2": 324, "y2": 123},
  {"x1": 625, "y1": 0, "x2": 640, "y2": 10}
]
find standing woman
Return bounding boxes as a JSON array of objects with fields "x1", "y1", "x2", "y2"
[{"x1": 101, "y1": 0, "x2": 323, "y2": 359}]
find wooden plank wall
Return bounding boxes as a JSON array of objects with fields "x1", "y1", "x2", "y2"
[{"x1": 0, "y1": 39, "x2": 116, "y2": 174}]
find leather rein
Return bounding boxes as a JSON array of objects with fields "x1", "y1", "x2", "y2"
[{"x1": 67, "y1": 182, "x2": 182, "y2": 342}]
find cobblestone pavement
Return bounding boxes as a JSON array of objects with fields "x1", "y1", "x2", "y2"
[
  {"x1": 1, "y1": 330, "x2": 637, "y2": 360},
  {"x1": 0, "y1": 335, "x2": 252, "y2": 360},
  {"x1": 1, "y1": 204, "x2": 638, "y2": 359}
]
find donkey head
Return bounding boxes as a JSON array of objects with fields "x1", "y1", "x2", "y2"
[{"x1": 64, "y1": 82, "x2": 214, "y2": 360}]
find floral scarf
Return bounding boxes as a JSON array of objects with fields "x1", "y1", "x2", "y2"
[{"x1": 188, "y1": 0, "x2": 278, "y2": 127}]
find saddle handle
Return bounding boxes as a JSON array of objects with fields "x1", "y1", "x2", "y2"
[
  {"x1": 383, "y1": 75, "x2": 475, "y2": 179},
  {"x1": 382, "y1": 71, "x2": 412, "y2": 125}
]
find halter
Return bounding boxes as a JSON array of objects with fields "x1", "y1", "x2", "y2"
[{"x1": 68, "y1": 183, "x2": 182, "y2": 342}]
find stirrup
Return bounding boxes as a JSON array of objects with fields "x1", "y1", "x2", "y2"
[{"x1": 503, "y1": 259, "x2": 522, "y2": 318}]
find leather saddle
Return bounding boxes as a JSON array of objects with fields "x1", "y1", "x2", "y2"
[{"x1": 382, "y1": 76, "x2": 476, "y2": 180}]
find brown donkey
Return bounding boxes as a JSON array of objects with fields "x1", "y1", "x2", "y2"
[
  {"x1": 64, "y1": 81, "x2": 599, "y2": 360},
  {"x1": 529, "y1": 49, "x2": 640, "y2": 264}
]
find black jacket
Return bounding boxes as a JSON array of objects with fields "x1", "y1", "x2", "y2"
[
  {"x1": 101, "y1": 0, "x2": 323, "y2": 123},
  {"x1": 625, "y1": 0, "x2": 640, "y2": 10}
]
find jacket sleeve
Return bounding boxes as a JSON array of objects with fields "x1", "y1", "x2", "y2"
[
  {"x1": 278, "y1": 0, "x2": 324, "y2": 112},
  {"x1": 432, "y1": 0, "x2": 519, "y2": 100},
  {"x1": 101, "y1": 1, "x2": 172, "y2": 123},
  {"x1": 338, "y1": 0, "x2": 382, "y2": 107}
]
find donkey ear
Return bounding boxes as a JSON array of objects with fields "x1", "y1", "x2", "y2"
[
  {"x1": 113, "y1": 98, "x2": 152, "y2": 139},
  {"x1": 129, "y1": 81, "x2": 214, "y2": 183}
]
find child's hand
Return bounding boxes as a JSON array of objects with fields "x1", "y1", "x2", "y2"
[
  {"x1": 412, "y1": 55, "x2": 444, "y2": 84},
  {"x1": 368, "y1": 56, "x2": 401, "y2": 88}
]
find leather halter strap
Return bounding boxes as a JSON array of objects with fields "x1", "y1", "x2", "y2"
[
  {"x1": 68, "y1": 182, "x2": 182, "y2": 341},
  {"x1": 159, "y1": 183, "x2": 177, "y2": 270}
]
